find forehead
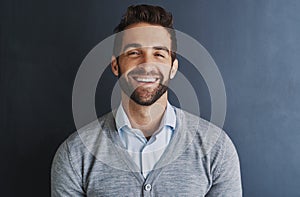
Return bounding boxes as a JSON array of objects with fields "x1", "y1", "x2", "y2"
[{"x1": 121, "y1": 23, "x2": 172, "y2": 50}]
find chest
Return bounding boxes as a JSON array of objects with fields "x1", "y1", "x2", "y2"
[{"x1": 84, "y1": 152, "x2": 212, "y2": 197}]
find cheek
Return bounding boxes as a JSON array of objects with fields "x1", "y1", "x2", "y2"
[
  {"x1": 158, "y1": 65, "x2": 173, "y2": 75},
  {"x1": 117, "y1": 65, "x2": 134, "y2": 81},
  {"x1": 118, "y1": 59, "x2": 137, "y2": 73}
]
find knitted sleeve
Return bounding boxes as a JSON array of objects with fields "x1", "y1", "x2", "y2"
[
  {"x1": 205, "y1": 132, "x2": 243, "y2": 197},
  {"x1": 51, "y1": 141, "x2": 85, "y2": 197}
]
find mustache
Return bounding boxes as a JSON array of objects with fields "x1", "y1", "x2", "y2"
[{"x1": 128, "y1": 67, "x2": 161, "y2": 76}]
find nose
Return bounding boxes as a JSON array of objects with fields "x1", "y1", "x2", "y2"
[
  {"x1": 141, "y1": 48, "x2": 154, "y2": 64},
  {"x1": 137, "y1": 49, "x2": 157, "y2": 72}
]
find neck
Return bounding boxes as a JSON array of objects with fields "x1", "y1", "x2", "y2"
[{"x1": 121, "y1": 92, "x2": 168, "y2": 138}]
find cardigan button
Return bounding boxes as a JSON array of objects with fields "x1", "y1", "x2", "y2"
[{"x1": 144, "y1": 184, "x2": 152, "y2": 191}]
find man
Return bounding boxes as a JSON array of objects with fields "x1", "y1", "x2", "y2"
[{"x1": 51, "y1": 4, "x2": 242, "y2": 196}]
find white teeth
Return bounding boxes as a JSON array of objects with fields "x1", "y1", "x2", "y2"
[{"x1": 135, "y1": 78, "x2": 156, "y2": 82}]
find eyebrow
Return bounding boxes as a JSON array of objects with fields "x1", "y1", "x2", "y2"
[
  {"x1": 122, "y1": 43, "x2": 142, "y2": 52},
  {"x1": 122, "y1": 43, "x2": 170, "y2": 53},
  {"x1": 153, "y1": 46, "x2": 170, "y2": 54}
]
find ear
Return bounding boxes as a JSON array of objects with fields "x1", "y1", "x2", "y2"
[
  {"x1": 111, "y1": 56, "x2": 119, "y2": 77},
  {"x1": 170, "y1": 58, "x2": 178, "y2": 79}
]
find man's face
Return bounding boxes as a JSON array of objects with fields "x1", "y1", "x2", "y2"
[{"x1": 112, "y1": 23, "x2": 178, "y2": 106}]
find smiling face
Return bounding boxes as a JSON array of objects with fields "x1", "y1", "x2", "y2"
[{"x1": 111, "y1": 23, "x2": 178, "y2": 106}]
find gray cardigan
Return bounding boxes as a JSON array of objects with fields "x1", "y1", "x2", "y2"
[{"x1": 51, "y1": 107, "x2": 242, "y2": 196}]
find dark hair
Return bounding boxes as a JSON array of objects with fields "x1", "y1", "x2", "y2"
[{"x1": 113, "y1": 4, "x2": 177, "y2": 62}]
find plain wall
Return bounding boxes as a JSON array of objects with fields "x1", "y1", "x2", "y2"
[{"x1": 1, "y1": 0, "x2": 300, "y2": 196}]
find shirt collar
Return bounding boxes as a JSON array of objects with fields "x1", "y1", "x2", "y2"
[
  {"x1": 115, "y1": 102, "x2": 131, "y2": 131},
  {"x1": 115, "y1": 102, "x2": 176, "y2": 131}
]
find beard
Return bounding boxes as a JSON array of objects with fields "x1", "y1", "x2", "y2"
[{"x1": 118, "y1": 65, "x2": 170, "y2": 106}]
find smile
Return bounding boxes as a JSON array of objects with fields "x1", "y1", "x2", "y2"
[
  {"x1": 134, "y1": 77, "x2": 157, "y2": 83},
  {"x1": 131, "y1": 76, "x2": 160, "y2": 83}
]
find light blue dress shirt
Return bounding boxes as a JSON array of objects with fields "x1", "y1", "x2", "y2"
[{"x1": 115, "y1": 102, "x2": 176, "y2": 178}]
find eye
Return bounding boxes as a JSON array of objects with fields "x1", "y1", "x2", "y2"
[
  {"x1": 154, "y1": 52, "x2": 165, "y2": 58},
  {"x1": 127, "y1": 50, "x2": 141, "y2": 57}
]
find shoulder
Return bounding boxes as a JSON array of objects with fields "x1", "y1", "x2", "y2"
[
  {"x1": 54, "y1": 111, "x2": 116, "y2": 165},
  {"x1": 67, "y1": 112, "x2": 115, "y2": 148},
  {"x1": 173, "y1": 107, "x2": 236, "y2": 157}
]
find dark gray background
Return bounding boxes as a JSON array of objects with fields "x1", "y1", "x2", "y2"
[{"x1": 1, "y1": 0, "x2": 300, "y2": 196}]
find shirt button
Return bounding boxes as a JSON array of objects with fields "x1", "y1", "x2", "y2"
[{"x1": 144, "y1": 184, "x2": 152, "y2": 191}]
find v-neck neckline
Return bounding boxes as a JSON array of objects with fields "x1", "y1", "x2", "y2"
[{"x1": 105, "y1": 107, "x2": 194, "y2": 184}]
